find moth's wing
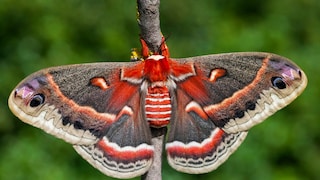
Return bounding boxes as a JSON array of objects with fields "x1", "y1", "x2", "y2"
[
  {"x1": 166, "y1": 52, "x2": 307, "y2": 173},
  {"x1": 166, "y1": 87, "x2": 247, "y2": 174},
  {"x1": 8, "y1": 62, "x2": 154, "y2": 178},
  {"x1": 9, "y1": 62, "x2": 132, "y2": 144},
  {"x1": 73, "y1": 89, "x2": 154, "y2": 179},
  {"x1": 176, "y1": 52, "x2": 307, "y2": 133}
]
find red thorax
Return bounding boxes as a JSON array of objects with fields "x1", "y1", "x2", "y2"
[{"x1": 144, "y1": 55, "x2": 170, "y2": 82}]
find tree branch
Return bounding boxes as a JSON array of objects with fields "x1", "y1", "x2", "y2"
[
  {"x1": 137, "y1": 0, "x2": 162, "y2": 52},
  {"x1": 141, "y1": 127, "x2": 167, "y2": 180},
  {"x1": 136, "y1": 0, "x2": 165, "y2": 180}
]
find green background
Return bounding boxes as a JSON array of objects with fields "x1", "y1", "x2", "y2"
[{"x1": 1, "y1": 0, "x2": 319, "y2": 179}]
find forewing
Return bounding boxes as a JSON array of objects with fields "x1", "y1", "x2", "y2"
[
  {"x1": 175, "y1": 52, "x2": 307, "y2": 133},
  {"x1": 9, "y1": 62, "x2": 131, "y2": 144}
]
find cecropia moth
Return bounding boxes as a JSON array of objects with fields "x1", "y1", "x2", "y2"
[{"x1": 8, "y1": 39, "x2": 307, "y2": 179}]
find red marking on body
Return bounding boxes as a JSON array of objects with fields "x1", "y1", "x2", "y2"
[
  {"x1": 46, "y1": 74, "x2": 116, "y2": 123},
  {"x1": 145, "y1": 106, "x2": 171, "y2": 112},
  {"x1": 140, "y1": 37, "x2": 172, "y2": 82},
  {"x1": 167, "y1": 129, "x2": 225, "y2": 156},
  {"x1": 209, "y1": 68, "x2": 227, "y2": 82},
  {"x1": 144, "y1": 57, "x2": 170, "y2": 82},
  {"x1": 146, "y1": 113, "x2": 171, "y2": 120},
  {"x1": 90, "y1": 77, "x2": 109, "y2": 90},
  {"x1": 139, "y1": 37, "x2": 210, "y2": 126},
  {"x1": 204, "y1": 57, "x2": 270, "y2": 114},
  {"x1": 145, "y1": 86, "x2": 171, "y2": 127},
  {"x1": 97, "y1": 138, "x2": 154, "y2": 161},
  {"x1": 149, "y1": 120, "x2": 170, "y2": 127}
]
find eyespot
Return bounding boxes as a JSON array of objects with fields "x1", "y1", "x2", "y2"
[
  {"x1": 298, "y1": 70, "x2": 302, "y2": 77},
  {"x1": 271, "y1": 77, "x2": 286, "y2": 89},
  {"x1": 29, "y1": 94, "x2": 45, "y2": 107}
]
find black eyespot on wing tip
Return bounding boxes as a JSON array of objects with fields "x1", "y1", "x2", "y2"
[
  {"x1": 298, "y1": 69, "x2": 302, "y2": 78},
  {"x1": 29, "y1": 94, "x2": 45, "y2": 107},
  {"x1": 271, "y1": 77, "x2": 286, "y2": 89},
  {"x1": 14, "y1": 89, "x2": 18, "y2": 98}
]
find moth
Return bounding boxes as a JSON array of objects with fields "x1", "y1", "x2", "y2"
[{"x1": 8, "y1": 39, "x2": 307, "y2": 179}]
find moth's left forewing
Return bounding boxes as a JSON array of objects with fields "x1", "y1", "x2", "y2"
[
  {"x1": 183, "y1": 53, "x2": 307, "y2": 133},
  {"x1": 8, "y1": 61, "x2": 150, "y2": 145},
  {"x1": 9, "y1": 63, "x2": 123, "y2": 145}
]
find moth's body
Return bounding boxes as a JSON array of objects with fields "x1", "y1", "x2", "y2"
[
  {"x1": 141, "y1": 55, "x2": 172, "y2": 127},
  {"x1": 9, "y1": 50, "x2": 307, "y2": 179},
  {"x1": 144, "y1": 82, "x2": 172, "y2": 127}
]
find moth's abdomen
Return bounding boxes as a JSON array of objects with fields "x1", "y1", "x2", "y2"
[{"x1": 145, "y1": 85, "x2": 171, "y2": 127}]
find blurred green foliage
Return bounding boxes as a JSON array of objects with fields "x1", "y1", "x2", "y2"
[{"x1": 1, "y1": 0, "x2": 319, "y2": 179}]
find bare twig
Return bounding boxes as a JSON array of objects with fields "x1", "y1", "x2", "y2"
[
  {"x1": 137, "y1": 0, "x2": 162, "y2": 52},
  {"x1": 141, "y1": 127, "x2": 167, "y2": 180},
  {"x1": 136, "y1": 0, "x2": 165, "y2": 180}
]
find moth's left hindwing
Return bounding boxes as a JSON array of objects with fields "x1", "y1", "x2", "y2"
[{"x1": 8, "y1": 62, "x2": 154, "y2": 178}]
